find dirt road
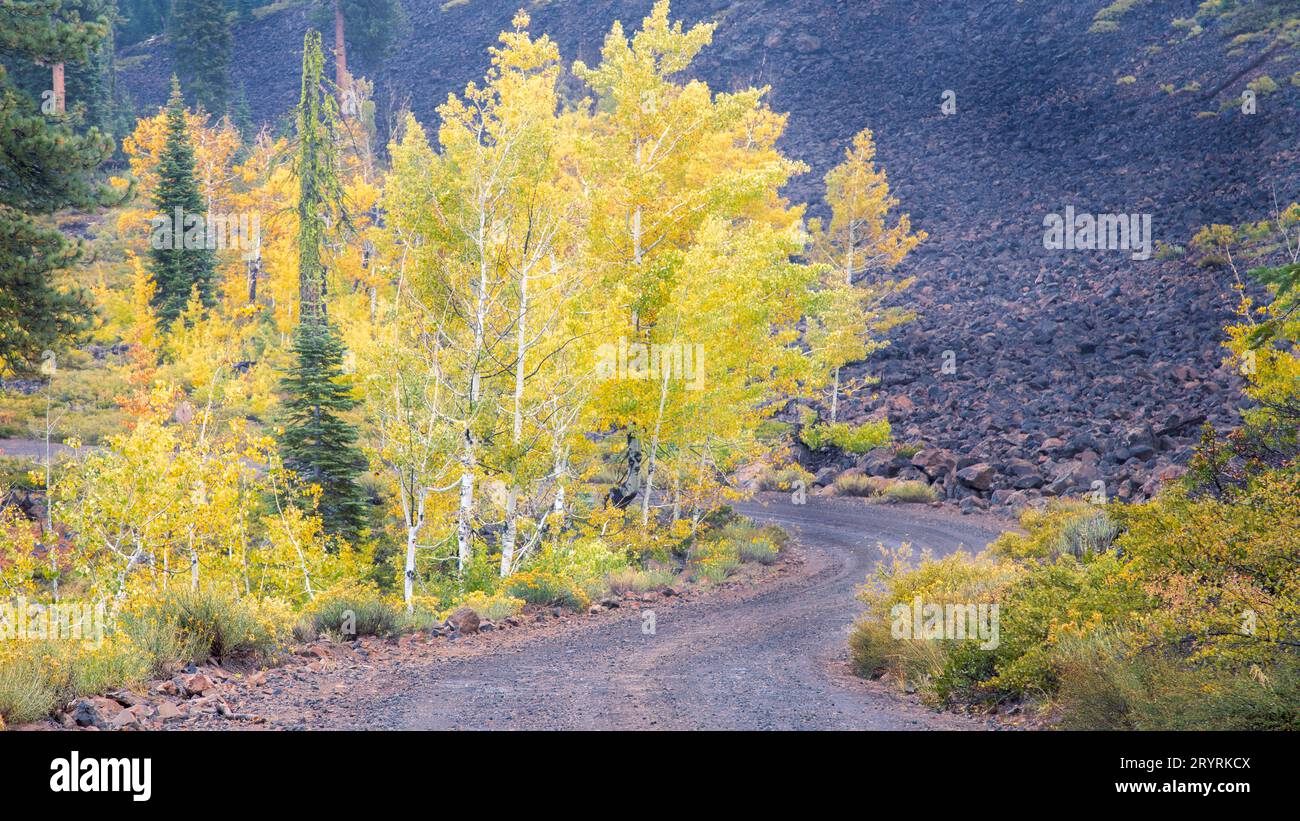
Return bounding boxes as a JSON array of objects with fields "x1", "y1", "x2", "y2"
[{"x1": 325, "y1": 496, "x2": 1006, "y2": 730}]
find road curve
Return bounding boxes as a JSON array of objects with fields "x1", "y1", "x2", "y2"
[{"x1": 364, "y1": 495, "x2": 1006, "y2": 730}]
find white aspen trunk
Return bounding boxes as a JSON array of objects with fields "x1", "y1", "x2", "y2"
[
  {"x1": 456, "y1": 434, "x2": 475, "y2": 573},
  {"x1": 830, "y1": 367, "x2": 840, "y2": 423},
  {"x1": 832, "y1": 225, "x2": 855, "y2": 422},
  {"x1": 500, "y1": 266, "x2": 529, "y2": 577},
  {"x1": 403, "y1": 491, "x2": 424, "y2": 611},
  {"x1": 552, "y1": 443, "x2": 569, "y2": 518},
  {"x1": 640, "y1": 357, "x2": 672, "y2": 527},
  {"x1": 613, "y1": 156, "x2": 647, "y2": 509},
  {"x1": 458, "y1": 197, "x2": 491, "y2": 574},
  {"x1": 501, "y1": 489, "x2": 519, "y2": 577}
]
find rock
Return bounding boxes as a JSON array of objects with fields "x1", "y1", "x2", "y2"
[
  {"x1": 1004, "y1": 489, "x2": 1033, "y2": 510},
  {"x1": 154, "y1": 679, "x2": 179, "y2": 696},
  {"x1": 1040, "y1": 437, "x2": 1067, "y2": 453},
  {"x1": 1128, "y1": 443, "x2": 1155, "y2": 461},
  {"x1": 1156, "y1": 464, "x2": 1186, "y2": 482},
  {"x1": 447, "y1": 607, "x2": 481, "y2": 634},
  {"x1": 811, "y1": 466, "x2": 838, "y2": 487},
  {"x1": 106, "y1": 689, "x2": 140, "y2": 708},
  {"x1": 1005, "y1": 457, "x2": 1038, "y2": 477},
  {"x1": 858, "y1": 447, "x2": 901, "y2": 477},
  {"x1": 793, "y1": 33, "x2": 822, "y2": 53},
  {"x1": 911, "y1": 448, "x2": 956, "y2": 480},
  {"x1": 108, "y1": 708, "x2": 139, "y2": 729},
  {"x1": 958, "y1": 496, "x2": 989, "y2": 514},
  {"x1": 1013, "y1": 473, "x2": 1045, "y2": 489},
  {"x1": 179, "y1": 673, "x2": 215, "y2": 697},
  {"x1": 156, "y1": 702, "x2": 184, "y2": 722},
  {"x1": 896, "y1": 465, "x2": 928, "y2": 483},
  {"x1": 955, "y1": 463, "x2": 996, "y2": 491},
  {"x1": 1046, "y1": 460, "x2": 1102, "y2": 496},
  {"x1": 70, "y1": 699, "x2": 106, "y2": 729}
]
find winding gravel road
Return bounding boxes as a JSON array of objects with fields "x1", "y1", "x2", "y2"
[{"x1": 356, "y1": 496, "x2": 1006, "y2": 730}]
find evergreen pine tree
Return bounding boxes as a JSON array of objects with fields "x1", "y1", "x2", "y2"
[
  {"x1": 279, "y1": 30, "x2": 366, "y2": 542},
  {"x1": 147, "y1": 76, "x2": 214, "y2": 327},
  {"x1": 168, "y1": 0, "x2": 231, "y2": 115},
  {"x1": 0, "y1": 0, "x2": 115, "y2": 374}
]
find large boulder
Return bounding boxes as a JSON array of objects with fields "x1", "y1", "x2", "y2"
[
  {"x1": 447, "y1": 607, "x2": 481, "y2": 635},
  {"x1": 858, "y1": 447, "x2": 907, "y2": 478},
  {"x1": 910, "y1": 448, "x2": 956, "y2": 480},
  {"x1": 955, "y1": 463, "x2": 996, "y2": 491}
]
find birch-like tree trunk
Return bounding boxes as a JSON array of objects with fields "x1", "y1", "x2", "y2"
[
  {"x1": 640, "y1": 350, "x2": 673, "y2": 527},
  {"x1": 500, "y1": 264, "x2": 528, "y2": 576}
]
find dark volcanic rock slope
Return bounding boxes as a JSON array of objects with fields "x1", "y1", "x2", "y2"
[{"x1": 120, "y1": 0, "x2": 1300, "y2": 509}]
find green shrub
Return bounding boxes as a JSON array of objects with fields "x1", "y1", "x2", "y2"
[
  {"x1": 119, "y1": 613, "x2": 190, "y2": 677},
  {"x1": 848, "y1": 617, "x2": 890, "y2": 678},
  {"x1": 993, "y1": 501, "x2": 1114, "y2": 561},
  {"x1": 800, "y1": 419, "x2": 892, "y2": 454},
  {"x1": 1247, "y1": 74, "x2": 1279, "y2": 96},
  {"x1": 688, "y1": 539, "x2": 740, "y2": 584},
  {"x1": 894, "y1": 441, "x2": 924, "y2": 458},
  {"x1": 304, "y1": 583, "x2": 401, "y2": 640},
  {"x1": 1054, "y1": 507, "x2": 1118, "y2": 558},
  {"x1": 882, "y1": 480, "x2": 938, "y2": 503},
  {"x1": 1089, "y1": 0, "x2": 1147, "y2": 34},
  {"x1": 132, "y1": 586, "x2": 286, "y2": 662},
  {"x1": 605, "y1": 566, "x2": 676, "y2": 595},
  {"x1": 707, "y1": 520, "x2": 787, "y2": 566},
  {"x1": 0, "y1": 638, "x2": 153, "y2": 726},
  {"x1": 755, "y1": 463, "x2": 811, "y2": 492},
  {"x1": 852, "y1": 545, "x2": 1019, "y2": 699},
  {"x1": 754, "y1": 419, "x2": 793, "y2": 444},
  {"x1": 0, "y1": 647, "x2": 59, "y2": 725},
  {"x1": 1054, "y1": 631, "x2": 1300, "y2": 730},
  {"x1": 738, "y1": 536, "x2": 781, "y2": 565},
  {"x1": 65, "y1": 641, "x2": 151, "y2": 698},
  {"x1": 454, "y1": 591, "x2": 525, "y2": 621},
  {"x1": 528, "y1": 538, "x2": 629, "y2": 583},
  {"x1": 504, "y1": 571, "x2": 590, "y2": 611},
  {"x1": 834, "y1": 472, "x2": 881, "y2": 497},
  {"x1": 980, "y1": 553, "x2": 1150, "y2": 699}
]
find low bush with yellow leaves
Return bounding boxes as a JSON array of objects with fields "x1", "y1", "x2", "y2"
[
  {"x1": 503, "y1": 571, "x2": 590, "y2": 612},
  {"x1": 848, "y1": 470, "x2": 1298, "y2": 727},
  {"x1": 0, "y1": 637, "x2": 152, "y2": 726},
  {"x1": 447, "y1": 591, "x2": 525, "y2": 622}
]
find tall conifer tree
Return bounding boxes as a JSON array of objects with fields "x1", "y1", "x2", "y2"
[
  {"x1": 168, "y1": 0, "x2": 231, "y2": 114},
  {"x1": 0, "y1": 0, "x2": 114, "y2": 373},
  {"x1": 148, "y1": 76, "x2": 214, "y2": 327},
  {"x1": 279, "y1": 30, "x2": 366, "y2": 542}
]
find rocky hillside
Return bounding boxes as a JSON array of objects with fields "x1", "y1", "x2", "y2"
[{"x1": 118, "y1": 0, "x2": 1300, "y2": 512}]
